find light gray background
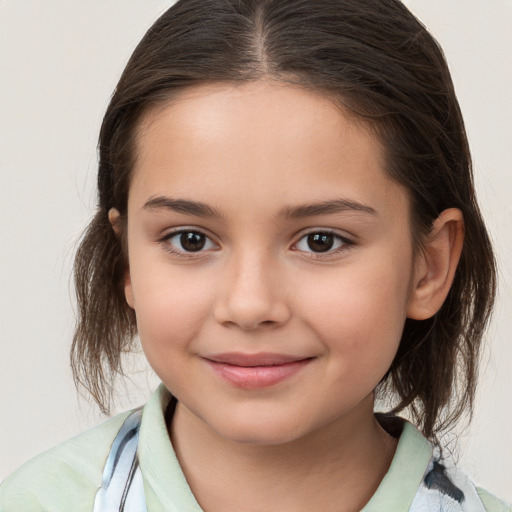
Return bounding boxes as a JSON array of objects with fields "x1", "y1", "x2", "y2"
[{"x1": 0, "y1": 0, "x2": 510, "y2": 501}]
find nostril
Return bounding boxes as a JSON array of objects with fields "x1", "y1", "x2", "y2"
[{"x1": 221, "y1": 318, "x2": 278, "y2": 331}]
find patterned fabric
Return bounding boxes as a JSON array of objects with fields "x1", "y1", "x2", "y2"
[
  {"x1": 93, "y1": 410, "x2": 147, "y2": 512},
  {"x1": 410, "y1": 459, "x2": 486, "y2": 512}
]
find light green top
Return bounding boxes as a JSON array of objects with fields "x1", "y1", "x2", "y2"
[{"x1": 0, "y1": 385, "x2": 509, "y2": 511}]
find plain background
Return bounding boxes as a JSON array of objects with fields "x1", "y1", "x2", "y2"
[{"x1": 0, "y1": 0, "x2": 510, "y2": 501}]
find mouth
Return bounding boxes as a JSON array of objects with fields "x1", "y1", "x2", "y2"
[{"x1": 203, "y1": 352, "x2": 314, "y2": 389}]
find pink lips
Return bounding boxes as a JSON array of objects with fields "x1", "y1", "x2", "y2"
[{"x1": 204, "y1": 352, "x2": 313, "y2": 389}]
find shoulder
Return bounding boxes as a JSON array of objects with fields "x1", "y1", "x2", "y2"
[
  {"x1": 369, "y1": 417, "x2": 511, "y2": 512},
  {"x1": 477, "y1": 487, "x2": 512, "y2": 512},
  {"x1": 0, "y1": 410, "x2": 131, "y2": 512}
]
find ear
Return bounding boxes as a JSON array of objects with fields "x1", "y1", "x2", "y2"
[
  {"x1": 108, "y1": 208, "x2": 135, "y2": 309},
  {"x1": 123, "y1": 271, "x2": 135, "y2": 309},
  {"x1": 108, "y1": 208, "x2": 122, "y2": 236},
  {"x1": 407, "y1": 208, "x2": 464, "y2": 320}
]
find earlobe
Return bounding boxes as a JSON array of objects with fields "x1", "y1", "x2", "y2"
[
  {"x1": 124, "y1": 270, "x2": 135, "y2": 309},
  {"x1": 407, "y1": 208, "x2": 464, "y2": 320}
]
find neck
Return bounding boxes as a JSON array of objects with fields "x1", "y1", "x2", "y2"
[{"x1": 169, "y1": 397, "x2": 398, "y2": 512}]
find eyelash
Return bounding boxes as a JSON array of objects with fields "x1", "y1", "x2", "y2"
[
  {"x1": 292, "y1": 230, "x2": 355, "y2": 258},
  {"x1": 159, "y1": 229, "x2": 217, "y2": 258},
  {"x1": 159, "y1": 229, "x2": 355, "y2": 258}
]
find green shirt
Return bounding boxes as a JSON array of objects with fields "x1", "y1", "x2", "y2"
[{"x1": 0, "y1": 385, "x2": 509, "y2": 511}]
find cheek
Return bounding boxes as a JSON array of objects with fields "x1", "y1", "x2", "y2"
[
  {"x1": 299, "y1": 255, "x2": 411, "y2": 365},
  {"x1": 129, "y1": 262, "x2": 215, "y2": 360}
]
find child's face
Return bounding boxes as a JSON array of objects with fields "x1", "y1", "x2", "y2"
[{"x1": 124, "y1": 81, "x2": 418, "y2": 444}]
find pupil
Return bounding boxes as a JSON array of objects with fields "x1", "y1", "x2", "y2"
[
  {"x1": 307, "y1": 233, "x2": 334, "y2": 252},
  {"x1": 180, "y1": 232, "x2": 206, "y2": 252}
]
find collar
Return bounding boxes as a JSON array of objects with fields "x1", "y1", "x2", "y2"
[{"x1": 137, "y1": 384, "x2": 433, "y2": 511}]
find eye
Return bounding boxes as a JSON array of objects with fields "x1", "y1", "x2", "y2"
[
  {"x1": 162, "y1": 230, "x2": 217, "y2": 255},
  {"x1": 294, "y1": 231, "x2": 352, "y2": 255}
]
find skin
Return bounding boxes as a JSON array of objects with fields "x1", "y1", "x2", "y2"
[{"x1": 110, "y1": 81, "x2": 464, "y2": 512}]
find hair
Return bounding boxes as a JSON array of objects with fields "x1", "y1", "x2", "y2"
[{"x1": 71, "y1": 0, "x2": 496, "y2": 440}]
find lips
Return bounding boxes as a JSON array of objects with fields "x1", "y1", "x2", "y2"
[{"x1": 203, "y1": 352, "x2": 313, "y2": 389}]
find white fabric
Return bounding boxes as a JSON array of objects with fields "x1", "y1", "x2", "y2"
[
  {"x1": 409, "y1": 459, "x2": 486, "y2": 512},
  {"x1": 93, "y1": 409, "x2": 147, "y2": 512}
]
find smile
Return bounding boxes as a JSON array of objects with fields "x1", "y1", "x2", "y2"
[{"x1": 203, "y1": 353, "x2": 314, "y2": 389}]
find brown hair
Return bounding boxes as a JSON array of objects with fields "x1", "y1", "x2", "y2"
[{"x1": 71, "y1": 0, "x2": 496, "y2": 440}]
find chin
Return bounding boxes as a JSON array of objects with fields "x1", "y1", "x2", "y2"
[{"x1": 210, "y1": 411, "x2": 310, "y2": 447}]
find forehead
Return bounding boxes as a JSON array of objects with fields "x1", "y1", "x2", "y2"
[
  {"x1": 129, "y1": 81, "x2": 408, "y2": 220},
  {"x1": 136, "y1": 81, "x2": 374, "y2": 164}
]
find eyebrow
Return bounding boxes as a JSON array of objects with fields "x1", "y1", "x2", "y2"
[
  {"x1": 143, "y1": 196, "x2": 225, "y2": 219},
  {"x1": 281, "y1": 199, "x2": 377, "y2": 218},
  {"x1": 143, "y1": 196, "x2": 377, "y2": 219}
]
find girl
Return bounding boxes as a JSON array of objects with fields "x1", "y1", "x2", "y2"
[{"x1": 0, "y1": 0, "x2": 509, "y2": 510}]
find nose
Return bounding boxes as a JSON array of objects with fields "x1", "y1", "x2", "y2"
[{"x1": 213, "y1": 250, "x2": 291, "y2": 331}]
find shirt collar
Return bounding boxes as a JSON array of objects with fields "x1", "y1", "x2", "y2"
[
  {"x1": 362, "y1": 419, "x2": 433, "y2": 511},
  {"x1": 138, "y1": 384, "x2": 433, "y2": 511}
]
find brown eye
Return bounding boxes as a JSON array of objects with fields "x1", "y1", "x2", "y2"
[
  {"x1": 294, "y1": 231, "x2": 352, "y2": 256},
  {"x1": 180, "y1": 231, "x2": 206, "y2": 252},
  {"x1": 307, "y1": 233, "x2": 335, "y2": 252},
  {"x1": 163, "y1": 230, "x2": 216, "y2": 255}
]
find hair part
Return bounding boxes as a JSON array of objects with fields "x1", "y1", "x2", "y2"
[{"x1": 71, "y1": 0, "x2": 496, "y2": 439}]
